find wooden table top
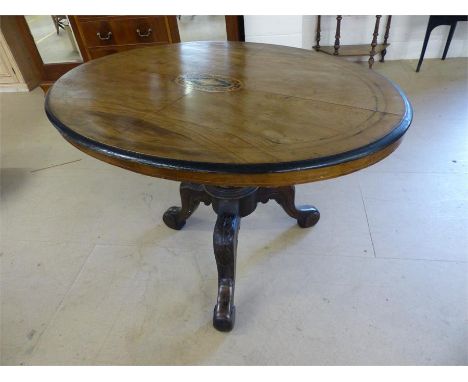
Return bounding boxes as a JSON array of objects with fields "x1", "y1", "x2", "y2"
[{"x1": 45, "y1": 41, "x2": 412, "y2": 186}]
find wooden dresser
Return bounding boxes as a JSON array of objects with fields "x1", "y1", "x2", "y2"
[{"x1": 69, "y1": 16, "x2": 180, "y2": 61}]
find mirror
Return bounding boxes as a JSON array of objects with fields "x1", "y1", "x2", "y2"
[{"x1": 25, "y1": 15, "x2": 83, "y2": 64}]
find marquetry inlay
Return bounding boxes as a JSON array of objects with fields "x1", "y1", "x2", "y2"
[{"x1": 175, "y1": 73, "x2": 242, "y2": 92}]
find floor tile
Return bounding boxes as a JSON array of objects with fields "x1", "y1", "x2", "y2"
[
  {"x1": 359, "y1": 172, "x2": 468, "y2": 262},
  {"x1": 48, "y1": 253, "x2": 468, "y2": 365},
  {"x1": 0, "y1": 240, "x2": 94, "y2": 365}
]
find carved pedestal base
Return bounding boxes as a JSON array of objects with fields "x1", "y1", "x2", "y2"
[{"x1": 163, "y1": 182, "x2": 320, "y2": 332}]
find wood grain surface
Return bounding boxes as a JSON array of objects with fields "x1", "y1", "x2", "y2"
[{"x1": 45, "y1": 41, "x2": 412, "y2": 186}]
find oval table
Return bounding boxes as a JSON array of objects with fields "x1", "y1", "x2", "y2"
[{"x1": 45, "y1": 41, "x2": 412, "y2": 332}]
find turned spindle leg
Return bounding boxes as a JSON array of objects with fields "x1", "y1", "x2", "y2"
[
  {"x1": 313, "y1": 15, "x2": 321, "y2": 51},
  {"x1": 334, "y1": 15, "x2": 342, "y2": 55},
  {"x1": 380, "y1": 15, "x2": 392, "y2": 63},
  {"x1": 369, "y1": 15, "x2": 382, "y2": 69},
  {"x1": 163, "y1": 182, "x2": 211, "y2": 230}
]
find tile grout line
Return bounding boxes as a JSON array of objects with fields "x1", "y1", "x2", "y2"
[
  {"x1": 374, "y1": 256, "x2": 468, "y2": 264},
  {"x1": 30, "y1": 159, "x2": 82, "y2": 173},
  {"x1": 26, "y1": 242, "x2": 98, "y2": 362},
  {"x1": 359, "y1": 184, "x2": 377, "y2": 258}
]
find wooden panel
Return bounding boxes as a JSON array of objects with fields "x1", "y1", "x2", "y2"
[
  {"x1": 78, "y1": 19, "x2": 116, "y2": 47},
  {"x1": 43, "y1": 62, "x2": 81, "y2": 81},
  {"x1": 165, "y1": 16, "x2": 181, "y2": 43},
  {"x1": 0, "y1": 16, "x2": 42, "y2": 89},
  {"x1": 0, "y1": 42, "x2": 18, "y2": 83},
  {"x1": 225, "y1": 16, "x2": 245, "y2": 41},
  {"x1": 78, "y1": 17, "x2": 175, "y2": 47},
  {"x1": 70, "y1": 16, "x2": 180, "y2": 61},
  {"x1": 318, "y1": 43, "x2": 389, "y2": 57},
  {"x1": 87, "y1": 43, "x2": 166, "y2": 60},
  {"x1": 112, "y1": 16, "x2": 173, "y2": 45},
  {"x1": 45, "y1": 41, "x2": 412, "y2": 187}
]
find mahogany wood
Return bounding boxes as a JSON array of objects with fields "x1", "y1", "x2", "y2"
[
  {"x1": 70, "y1": 16, "x2": 180, "y2": 62},
  {"x1": 225, "y1": 16, "x2": 245, "y2": 42}
]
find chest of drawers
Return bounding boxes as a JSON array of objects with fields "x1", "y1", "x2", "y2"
[{"x1": 69, "y1": 16, "x2": 180, "y2": 60}]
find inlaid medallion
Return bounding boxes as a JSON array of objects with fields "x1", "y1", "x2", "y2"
[{"x1": 175, "y1": 73, "x2": 242, "y2": 92}]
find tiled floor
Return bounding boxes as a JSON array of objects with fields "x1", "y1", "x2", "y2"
[
  {"x1": 177, "y1": 15, "x2": 227, "y2": 42},
  {"x1": 1, "y1": 57, "x2": 467, "y2": 365}
]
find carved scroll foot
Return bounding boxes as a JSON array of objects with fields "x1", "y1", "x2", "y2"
[
  {"x1": 163, "y1": 182, "x2": 211, "y2": 230},
  {"x1": 213, "y1": 213, "x2": 240, "y2": 332},
  {"x1": 163, "y1": 183, "x2": 320, "y2": 331},
  {"x1": 258, "y1": 186, "x2": 320, "y2": 228}
]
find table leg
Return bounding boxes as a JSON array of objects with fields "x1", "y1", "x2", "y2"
[
  {"x1": 162, "y1": 183, "x2": 320, "y2": 331},
  {"x1": 442, "y1": 22, "x2": 457, "y2": 60},
  {"x1": 213, "y1": 211, "x2": 240, "y2": 331},
  {"x1": 205, "y1": 186, "x2": 258, "y2": 331},
  {"x1": 257, "y1": 186, "x2": 320, "y2": 228},
  {"x1": 416, "y1": 17, "x2": 437, "y2": 72},
  {"x1": 163, "y1": 182, "x2": 211, "y2": 230}
]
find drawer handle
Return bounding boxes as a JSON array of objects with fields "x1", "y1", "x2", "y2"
[
  {"x1": 96, "y1": 31, "x2": 112, "y2": 40},
  {"x1": 136, "y1": 28, "x2": 152, "y2": 37}
]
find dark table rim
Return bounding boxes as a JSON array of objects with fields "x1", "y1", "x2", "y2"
[{"x1": 45, "y1": 77, "x2": 412, "y2": 175}]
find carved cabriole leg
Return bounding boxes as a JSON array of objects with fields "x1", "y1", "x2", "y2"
[
  {"x1": 212, "y1": 211, "x2": 240, "y2": 331},
  {"x1": 257, "y1": 186, "x2": 320, "y2": 228},
  {"x1": 205, "y1": 186, "x2": 258, "y2": 331},
  {"x1": 163, "y1": 183, "x2": 320, "y2": 332},
  {"x1": 163, "y1": 182, "x2": 211, "y2": 230}
]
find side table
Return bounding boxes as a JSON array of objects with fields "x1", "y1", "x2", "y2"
[{"x1": 416, "y1": 15, "x2": 468, "y2": 72}]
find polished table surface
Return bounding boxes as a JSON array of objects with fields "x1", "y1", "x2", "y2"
[
  {"x1": 45, "y1": 41, "x2": 412, "y2": 186},
  {"x1": 45, "y1": 42, "x2": 412, "y2": 332}
]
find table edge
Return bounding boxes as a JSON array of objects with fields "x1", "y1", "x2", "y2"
[{"x1": 45, "y1": 79, "x2": 412, "y2": 177}]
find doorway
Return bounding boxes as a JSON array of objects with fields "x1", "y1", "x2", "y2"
[{"x1": 177, "y1": 15, "x2": 244, "y2": 42}]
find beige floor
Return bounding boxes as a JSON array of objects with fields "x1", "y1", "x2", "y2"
[
  {"x1": 1, "y1": 57, "x2": 467, "y2": 365},
  {"x1": 177, "y1": 15, "x2": 227, "y2": 42},
  {"x1": 24, "y1": 16, "x2": 82, "y2": 64}
]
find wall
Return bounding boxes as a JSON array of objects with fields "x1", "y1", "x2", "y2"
[
  {"x1": 244, "y1": 15, "x2": 302, "y2": 48},
  {"x1": 245, "y1": 15, "x2": 468, "y2": 60}
]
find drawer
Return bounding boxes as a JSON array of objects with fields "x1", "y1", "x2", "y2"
[
  {"x1": 79, "y1": 19, "x2": 115, "y2": 47},
  {"x1": 79, "y1": 17, "x2": 172, "y2": 48},
  {"x1": 87, "y1": 43, "x2": 166, "y2": 60},
  {"x1": 114, "y1": 17, "x2": 172, "y2": 45}
]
